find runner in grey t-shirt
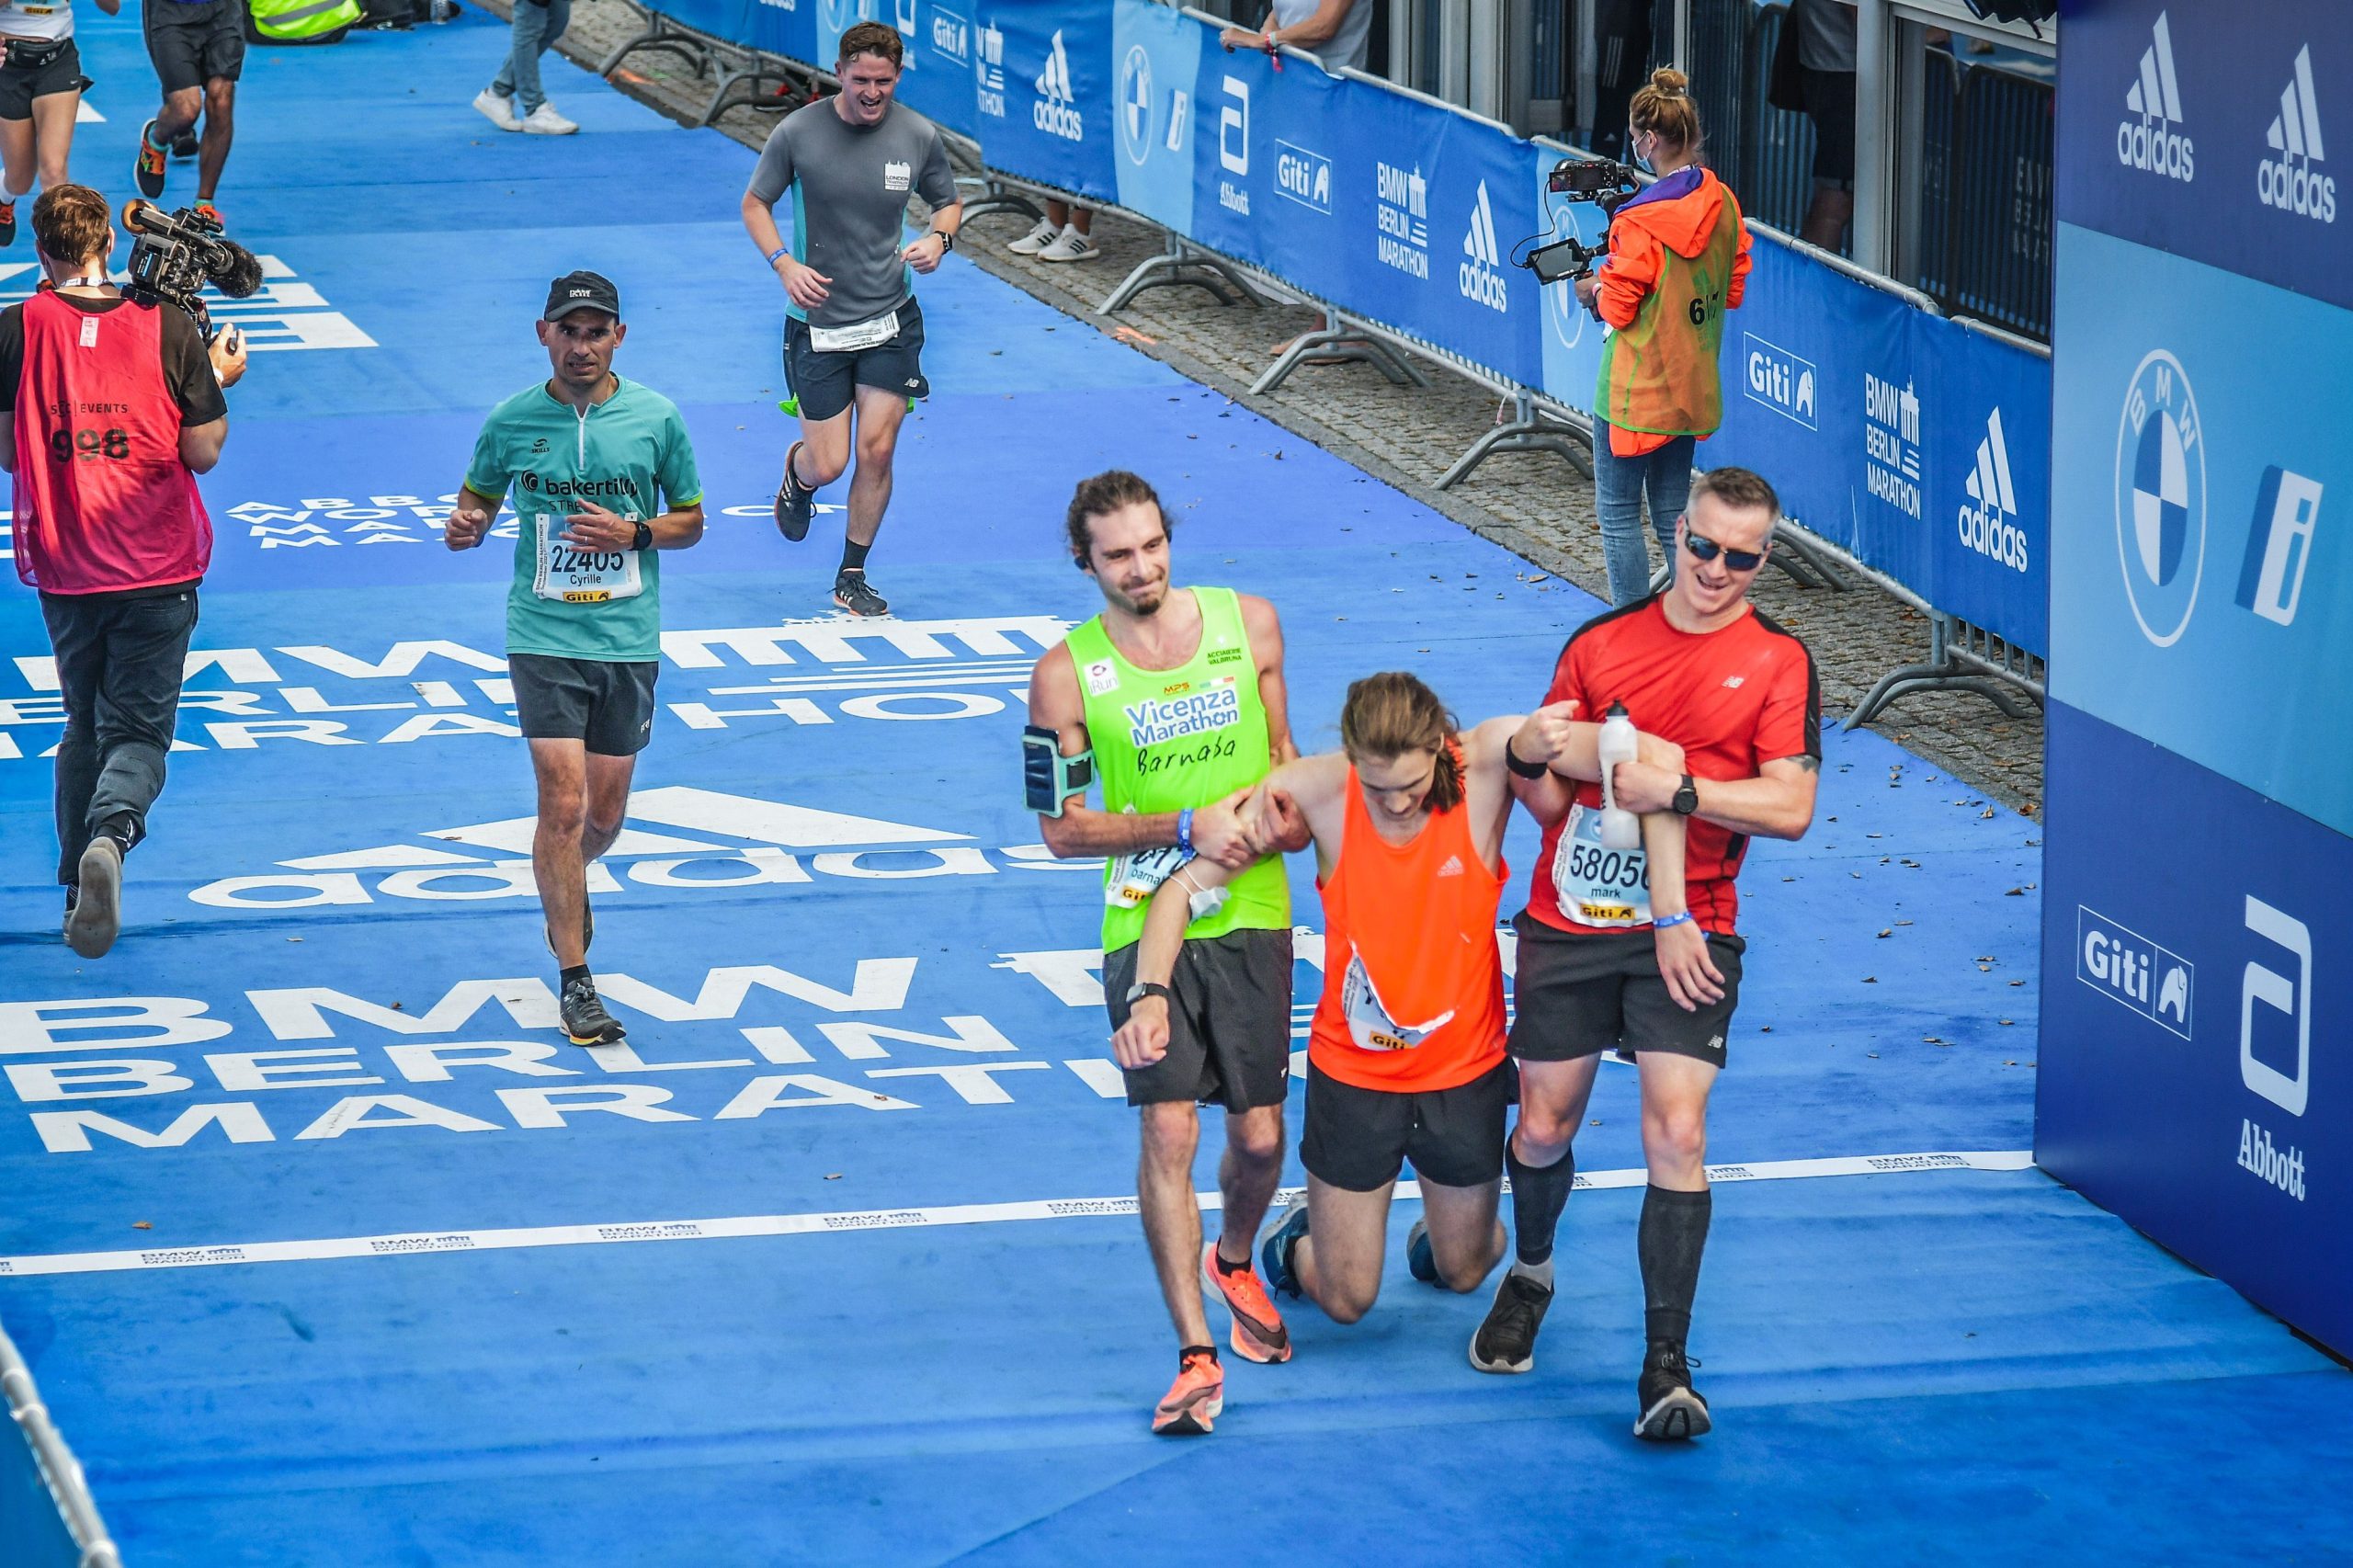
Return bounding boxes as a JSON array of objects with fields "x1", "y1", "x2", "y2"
[{"x1": 738, "y1": 20, "x2": 961, "y2": 619}]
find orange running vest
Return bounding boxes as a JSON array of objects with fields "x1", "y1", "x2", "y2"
[{"x1": 1308, "y1": 758, "x2": 1507, "y2": 1094}]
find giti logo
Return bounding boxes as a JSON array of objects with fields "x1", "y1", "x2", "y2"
[
  {"x1": 2076, "y1": 906, "x2": 2193, "y2": 1041},
  {"x1": 2258, "y1": 45, "x2": 2335, "y2": 222},
  {"x1": 2236, "y1": 466, "x2": 2323, "y2": 627},
  {"x1": 1743, "y1": 332, "x2": 1816, "y2": 429},
  {"x1": 2118, "y1": 10, "x2": 2194, "y2": 182},
  {"x1": 1457, "y1": 181, "x2": 1507, "y2": 313},
  {"x1": 2113, "y1": 349, "x2": 2206, "y2": 647},
  {"x1": 1958, "y1": 407, "x2": 2029, "y2": 573},
  {"x1": 1274, "y1": 139, "x2": 1332, "y2": 215},
  {"x1": 927, "y1": 6, "x2": 968, "y2": 67},
  {"x1": 1032, "y1": 28, "x2": 1083, "y2": 142}
]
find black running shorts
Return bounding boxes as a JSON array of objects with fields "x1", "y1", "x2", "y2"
[
  {"x1": 1103, "y1": 926, "x2": 1293, "y2": 1114},
  {"x1": 1301, "y1": 1060, "x2": 1508, "y2": 1193},
  {"x1": 1506, "y1": 912, "x2": 1745, "y2": 1069},
  {"x1": 0, "y1": 39, "x2": 84, "y2": 119},
  {"x1": 783, "y1": 298, "x2": 928, "y2": 424},
  {"x1": 144, "y1": 0, "x2": 244, "y2": 95},
  {"x1": 508, "y1": 653, "x2": 657, "y2": 756}
]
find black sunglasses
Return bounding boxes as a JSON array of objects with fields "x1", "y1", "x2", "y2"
[{"x1": 1681, "y1": 524, "x2": 1768, "y2": 573}]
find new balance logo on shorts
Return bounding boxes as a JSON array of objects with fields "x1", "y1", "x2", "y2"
[
  {"x1": 2119, "y1": 10, "x2": 2194, "y2": 181},
  {"x1": 2258, "y1": 45, "x2": 2335, "y2": 222}
]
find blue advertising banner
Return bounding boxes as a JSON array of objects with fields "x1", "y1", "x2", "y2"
[
  {"x1": 1108, "y1": 0, "x2": 1201, "y2": 233},
  {"x1": 970, "y1": 0, "x2": 1118, "y2": 203},
  {"x1": 2056, "y1": 0, "x2": 2353, "y2": 312},
  {"x1": 887, "y1": 0, "x2": 983, "y2": 141},
  {"x1": 2049, "y1": 222, "x2": 2353, "y2": 835},
  {"x1": 1677, "y1": 244, "x2": 2049, "y2": 653},
  {"x1": 2038, "y1": 701, "x2": 2351, "y2": 1357}
]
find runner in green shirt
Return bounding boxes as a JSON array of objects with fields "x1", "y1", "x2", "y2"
[
  {"x1": 445, "y1": 270, "x2": 705, "y2": 1047},
  {"x1": 1026, "y1": 470, "x2": 1306, "y2": 1437}
]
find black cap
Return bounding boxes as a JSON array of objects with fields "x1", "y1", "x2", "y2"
[{"x1": 544, "y1": 270, "x2": 620, "y2": 322}]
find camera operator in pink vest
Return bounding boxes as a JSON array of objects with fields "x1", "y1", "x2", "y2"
[{"x1": 0, "y1": 181, "x2": 245, "y2": 957}]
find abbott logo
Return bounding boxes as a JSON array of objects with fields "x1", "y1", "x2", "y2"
[
  {"x1": 2235, "y1": 466, "x2": 2323, "y2": 627},
  {"x1": 1744, "y1": 333, "x2": 1816, "y2": 429},
  {"x1": 1458, "y1": 181, "x2": 1507, "y2": 313},
  {"x1": 2077, "y1": 906, "x2": 2193, "y2": 1040},
  {"x1": 2113, "y1": 349, "x2": 2207, "y2": 647},
  {"x1": 1958, "y1": 407, "x2": 2029, "y2": 573},
  {"x1": 1218, "y1": 76, "x2": 1248, "y2": 175},
  {"x1": 2241, "y1": 895, "x2": 2310, "y2": 1117},
  {"x1": 2119, "y1": 10, "x2": 2195, "y2": 181},
  {"x1": 1033, "y1": 29, "x2": 1083, "y2": 142},
  {"x1": 2258, "y1": 45, "x2": 2336, "y2": 222}
]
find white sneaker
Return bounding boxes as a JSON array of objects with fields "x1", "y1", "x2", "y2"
[
  {"x1": 472, "y1": 89, "x2": 521, "y2": 131},
  {"x1": 1005, "y1": 215, "x2": 1059, "y2": 256},
  {"x1": 1037, "y1": 223, "x2": 1100, "y2": 263},
  {"x1": 519, "y1": 101, "x2": 579, "y2": 135}
]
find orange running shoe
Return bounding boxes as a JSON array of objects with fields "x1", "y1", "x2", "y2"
[
  {"x1": 134, "y1": 120, "x2": 167, "y2": 199},
  {"x1": 192, "y1": 199, "x2": 222, "y2": 228},
  {"x1": 1152, "y1": 1348, "x2": 1223, "y2": 1437},
  {"x1": 1201, "y1": 1245, "x2": 1292, "y2": 1364}
]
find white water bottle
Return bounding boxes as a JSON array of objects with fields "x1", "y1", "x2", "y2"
[{"x1": 1597, "y1": 702, "x2": 1641, "y2": 850}]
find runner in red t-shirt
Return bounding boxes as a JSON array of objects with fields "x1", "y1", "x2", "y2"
[{"x1": 1479, "y1": 467, "x2": 1821, "y2": 1443}]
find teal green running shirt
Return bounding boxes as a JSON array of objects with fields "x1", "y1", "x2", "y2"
[{"x1": 465, "y1": 376, "x2": 702, "y2": 663}]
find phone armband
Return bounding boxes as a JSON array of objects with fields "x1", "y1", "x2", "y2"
[{"x1": 1022, "y1": 725, "x2": 1095, "y2": 816}]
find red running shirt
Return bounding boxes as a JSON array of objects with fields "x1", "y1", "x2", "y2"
[
  {"x1": 1527, "y1": 597, "x2": 1818, "y2": 937},
  {"x1": 1309, "y1": 754, "x2": 1507, "y2": 1095}
]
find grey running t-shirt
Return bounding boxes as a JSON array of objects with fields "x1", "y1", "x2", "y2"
[
  {"x1": 745, "y1": 99, "x2": 960, "y2": 327},
  {"x1": 1273, "y1": 0, "x2": 1372, "y2": 74},
  {"x1": 1792, "y1": 0, "x2": 1859, "y2": 74}
]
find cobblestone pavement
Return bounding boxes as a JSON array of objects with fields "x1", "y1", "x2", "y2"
[{"x1": 482, "y1": 0, "x2": 2044, "y2": 813}]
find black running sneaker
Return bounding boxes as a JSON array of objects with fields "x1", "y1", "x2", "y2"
[
  {"x1": 1634, "y1": 1342, "x2": 1711, "y2": 1441},
  {"x1": 833, "y1": 569, "x2": 889, "y2": 618},
  {"x1": 171, "y1": 129, "x2": 200, "y2": 160},
  {"x1": 66, "y1": 835, "x2": 124, "y2": 960},
  {"x1": 559, "y1": 975, "x2": 626, "y2": 1046},
  {"x1": 543, "y1": 892, "x2": 594, "y2": 960},
  {"x1": 1470, "y1": 1269, "x2": 1553, "y2": 1375},
  {"x1": 773, "y1": 441, "x2": 814, "y2": 540},
  {"x1": 61, "y1": 885, "x2": 77, "y2": 942},
  {"x1": 1258, "y1": 1199, "x2": 1310, "y2": 1300},
  {"x1": 134, "y1": 120, "x2": 168, "y2": 199}
]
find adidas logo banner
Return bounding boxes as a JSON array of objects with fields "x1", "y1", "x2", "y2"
[
  {"x1": 2259, "y1": 44, "x2": 2336, "y2": 222},
  {"x1": 2058, "y1": 4, "x2": 2349, "y2": 311},
  {"x1": 2118, "y1": 9, "x2": 2195, "y2": 181}
]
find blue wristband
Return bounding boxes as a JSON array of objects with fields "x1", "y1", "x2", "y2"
[
  {"x1": 766, "y1": 245, "x2": 790, "y2": 266},
  {"x1": 1652, "y1": 911, "x2": 1695, "y2": 931},
  {"x1": 1176, "y1": 807, "x2": 1195, "y2": 856}
]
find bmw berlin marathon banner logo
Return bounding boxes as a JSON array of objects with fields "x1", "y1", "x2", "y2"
[
  {"x1": 2259, "y1": 44, "x2": 2335, "y2": 222},
  {"x1": 2120, "y1": 10, "x2": 2194, "y2": 182},
  {"x1": 2115, "y1": 350, "x2": 2206, "y2": 647}
]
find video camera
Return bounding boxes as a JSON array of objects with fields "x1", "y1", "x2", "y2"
[
  {"x1": 1518, "y1": 158, "x2": 1643, "y2": 286},
  {"x1": 119, "y1": 199, "x2": 264, "y2": 342}
]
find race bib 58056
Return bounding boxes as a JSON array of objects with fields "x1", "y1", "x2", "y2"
[{"x1": 1552, "y1": 802, "x2": 1652, "y2": 927}]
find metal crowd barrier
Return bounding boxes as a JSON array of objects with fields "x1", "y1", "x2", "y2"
[
  {"x1": 3, "y1": 1323, "x2": 119, "y2": 1568},
  {"x1": 585, "y1": 0, "x2": 2046, "y2": 727},
  {"x1": 597, "y1": 6, "x2": 809, "y2": 126}
]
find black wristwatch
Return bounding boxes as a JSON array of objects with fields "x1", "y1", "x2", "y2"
[
  {"x1": 1671, "y1": 773, "x2": 1699, "y2": 816},
  {"x1": 1504, "y1": 736, "x2": 1548, "y2": 780},
  {"x1": 1125, "y1": 981, "x2": 1173, "y2": 1006},
  {"x1": 630, "y1": 521, "x2": 654, "y2": 551},
  {"x1": 932, "y1": 229, "x2": 956, "y2": 252}
]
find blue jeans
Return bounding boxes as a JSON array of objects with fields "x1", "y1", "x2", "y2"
[
  {"x1": 491, "y1": 0, "x2": 570, "y2": 113},
  {"x1": 1591, "y1": 418, "x2": 1695, "y2": 606}
]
